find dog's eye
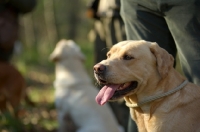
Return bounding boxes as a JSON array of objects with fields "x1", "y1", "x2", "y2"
[
  {"x1": 123, "y1": 54, "x2": 133, "y2": 60},
  {"x1": 107, "y1": 53, "x2": 111, "y2": 58}
]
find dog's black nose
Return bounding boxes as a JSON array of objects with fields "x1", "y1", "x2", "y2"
[{"x1": 94, "y1": 63, "x2": 106, "y2": 74}]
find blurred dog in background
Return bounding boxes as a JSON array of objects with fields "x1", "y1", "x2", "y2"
[
  {"x1": 50, "y1": 39, "x2": 123, "y2": 132},
  {"x1": 0, "y1": 61, "x2": 26, "y2": 114}
]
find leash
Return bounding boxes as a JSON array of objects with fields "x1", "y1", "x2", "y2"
[{"x1": 126, "y1": 80, "x2": 188, "y2": 108}]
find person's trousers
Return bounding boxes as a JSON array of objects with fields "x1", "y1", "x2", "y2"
[
  {"x1": 93, "y1": 17, "x2": 126, "y2": 63},
  {"x1": 121, "y1": 0, "x2": 200, "y2": 86},
  {"x1": 120, "y1": 0, "x2": 200, "y2": 131},
  {"x1": 92, "y1": 17, "x2": 129, "y2": 131}
]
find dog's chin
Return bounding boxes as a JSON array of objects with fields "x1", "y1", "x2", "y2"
[{"x1": 109, "y1": 81, "x2": 138, "y2": 101}]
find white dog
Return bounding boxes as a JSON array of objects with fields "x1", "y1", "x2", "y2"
[{"x1": 50, "y1": 39, "x2": 123, "y2": 132}]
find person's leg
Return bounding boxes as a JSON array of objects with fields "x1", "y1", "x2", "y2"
[
  {"x1": 112, "y1": 17, "x2": 127, "y2": 43},
  {"x1": 93, "y1": 20, "x2": 108, "y2": 63},
  {"x1": 101, "y1": 16, "x2": 130, "y2": 132},
  {"x1": 94, "y1": 18, "x2": 130, "y2": 131},
  {"x1": 120, "y1": 0, "x2": 177, "y2": 59},
  {"x1": 127, "y1": 115, "x2": 138, "y2": 132},
  {"x1": 163, "y1": 0, "x2": 200, "y2": 85}
]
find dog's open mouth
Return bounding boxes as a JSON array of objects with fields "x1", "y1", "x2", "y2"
[{"x1": 95, "y1": 81, "x2": 138, "y2": 105}]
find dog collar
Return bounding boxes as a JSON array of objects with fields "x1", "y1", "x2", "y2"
[{"x1": 126, "y1": 80, "x2": 188, "y2": 108}]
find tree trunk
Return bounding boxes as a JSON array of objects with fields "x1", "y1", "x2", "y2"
[{"x1": 43, "y1": 0, "x2": 58, "y2": 47}]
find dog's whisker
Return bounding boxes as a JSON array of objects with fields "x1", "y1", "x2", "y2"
[{"x1": 101, "y1": 47, "x2": 110, "y2": 52}]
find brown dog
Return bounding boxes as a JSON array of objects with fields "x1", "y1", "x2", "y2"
[
  {"x1": 94, "y1": 40, "x2": 200, "y2": 132},
  {"x1": 0, "y1": 61, "x2": 26, "y2": 112}
]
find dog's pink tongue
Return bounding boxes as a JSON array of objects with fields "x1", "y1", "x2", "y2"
[{"x1": 95, "y1": 84, "x2": 120, "y2": 105}]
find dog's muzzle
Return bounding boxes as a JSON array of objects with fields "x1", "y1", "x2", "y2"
[
  {"x1": 94, "y1": 63, "x2": 106, "y2": 74},
  {"x1": 93, "y1": 63, "x2": 107, "y2": 83}
]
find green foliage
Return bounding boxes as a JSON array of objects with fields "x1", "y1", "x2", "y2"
[
  {"x1": 78, "y1": 40, "x2": 94, "y2": 76},
  {"x1": 0, "y1": 112, "x2": 23, "y2": 132}
]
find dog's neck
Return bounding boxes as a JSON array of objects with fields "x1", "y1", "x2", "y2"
[{"x1": 125, "y1": 68, "x2": 186, "y2": 113}]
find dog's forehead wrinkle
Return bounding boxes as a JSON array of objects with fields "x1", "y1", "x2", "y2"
[
  {"x1": 110, "y1": 46, "x2": 135, "y2": 58},
  {"x1": 113, "y1": 41, "x2": 149, "y2": 53}
]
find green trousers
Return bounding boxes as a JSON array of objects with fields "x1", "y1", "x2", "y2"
[{"x1": 121, "y1": 0, "x2": 200, "y2": 85}]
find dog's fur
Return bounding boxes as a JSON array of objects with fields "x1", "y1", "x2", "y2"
[
  {"x1": 94, "y1": 40, "x2": 200, "y2": 132},
  {"x1": 50, "y1": 39, "x2": 122, "y2": 132},
  {"x1": 0, "y1": 61, "x2": 26, "y2": 112}
]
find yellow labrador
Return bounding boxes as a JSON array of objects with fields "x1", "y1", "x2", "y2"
[
  {"x1": 50, "y1": 39, "x2": 123, "y2": 132},
  {"x1": 94, "y1": 40, "x2": 200, "y2": 132}
]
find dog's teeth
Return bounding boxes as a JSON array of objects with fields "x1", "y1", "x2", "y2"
[
  {"x1": 122, "y1": 82, "x2": 131, "y2": 89},
  {"x1": 117, "y1": 82, "x2": 131, "y2": 90}
]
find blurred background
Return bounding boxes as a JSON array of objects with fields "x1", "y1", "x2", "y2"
[{"x1": 0, "y1": 0, "x2": 95, "y2": 131}]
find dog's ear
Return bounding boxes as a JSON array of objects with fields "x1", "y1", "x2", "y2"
[
  {"x1": 149, "y1": 42, "x2": 174, "y2": 78},
  {"x1": 49, "y1": 52, "x2": 60, "y2": 62}
]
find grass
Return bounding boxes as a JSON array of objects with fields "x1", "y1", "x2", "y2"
[{"x1": 0, "y1": 40, "x2": 94, "y2": 132}]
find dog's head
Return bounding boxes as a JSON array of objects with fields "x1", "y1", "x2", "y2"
[
  {"x1": 49, "y1": 39, "x2": 85, "y2": 63},
  {"x1": 94, "y1": 40, "x2": 174, "y2": 105}
]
